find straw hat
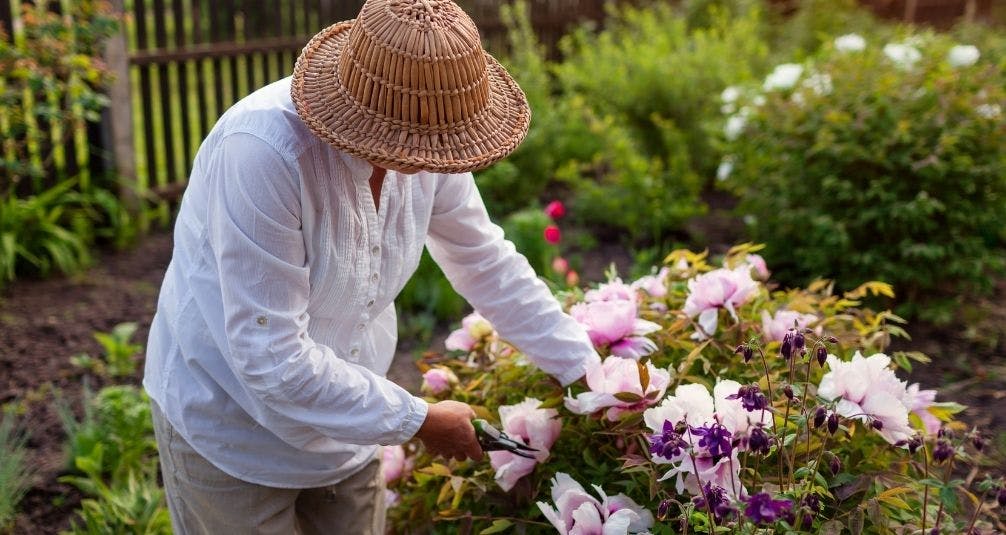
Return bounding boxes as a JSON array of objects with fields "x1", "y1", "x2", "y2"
[{"x1": 291, "y1": 0, "x2": 531, "y2": 174}]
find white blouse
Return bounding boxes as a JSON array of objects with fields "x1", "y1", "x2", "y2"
[{"x1": 143, "y1": 77, "x2": 600, "y2": 488}]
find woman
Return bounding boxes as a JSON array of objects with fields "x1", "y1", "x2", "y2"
[{"x1": 143, "y1": 0, "x2": 600, "y2": 533}]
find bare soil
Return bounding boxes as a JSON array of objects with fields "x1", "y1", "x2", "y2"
[{"x1": 1, "y1": 220, "x2": 1004, "y2": 532}]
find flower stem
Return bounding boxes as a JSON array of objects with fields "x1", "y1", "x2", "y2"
[
  {"x1": 933, "y1": 458, "x2": 955, "y2": 532},
  {"x1": 921, "y1": 442, "x2": 931, "y2": 533},
  {"x1": 964, "y1": 487, "x2": 989, "y2": 534},
  {"x1": 684, "y1": 426, "x2": 717, "y2": 531},
  {"x1": 756, "y1": 347, "x2": 786, "y2": 491}
]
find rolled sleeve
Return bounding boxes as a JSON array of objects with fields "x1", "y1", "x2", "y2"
[
  {"x1": 203, "y1": 133, "x2": 426, "y2": 446},
  {"x1": 425, "y1": 173, "x2": 600, "y2": 386}
]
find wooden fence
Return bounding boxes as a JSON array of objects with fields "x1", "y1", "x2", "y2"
[{"x1": 1, "y1": 0, "x2": 998, "y2": 211}]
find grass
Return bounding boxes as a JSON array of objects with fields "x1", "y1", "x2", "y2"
[{"x1": 0, "y1": 409, "x2": 33, "y2": 530}]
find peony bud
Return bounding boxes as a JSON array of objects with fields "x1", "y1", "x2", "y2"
[
  {"x1": 551, "y1": 256, "x2": 569, "y2": 275},
  {"x1": 565, "y1": 270, "x2": 579, "y2": 287},
  {"x1": 544, "y1": 200, "x2": 566, "y2": 219},
  {"x1": 544, "y1": 225, "x2": 561, "y2": 244}
]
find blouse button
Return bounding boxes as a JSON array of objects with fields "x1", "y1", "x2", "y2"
[
  {"x1": 371, "y1": 245, "x2": 381, "y2": 255},
  {"x1": 256, "y1": 316, "x2": 268, "y2": 326},
  {"x1": 366, "y1": 299, "x2": 375, "y2": 307},
  {"x1": 350, "y1": 348, "x2": 360, "y2": 356},
  {"x1": 371, "y1": 273, "x2": 379, "y2": 282},
  {"x1": 357, "y1": 323, "x2": 366, "y2": 331}
]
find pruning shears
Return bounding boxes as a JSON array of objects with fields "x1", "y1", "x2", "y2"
[{"x1": 472, "y1": 419, "x2": 539, "y2": 459}]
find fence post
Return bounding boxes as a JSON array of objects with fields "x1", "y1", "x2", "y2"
[{"x1": 105, "y1": 0, "x2": 138, "y2": 213}]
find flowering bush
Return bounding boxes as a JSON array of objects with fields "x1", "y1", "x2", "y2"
[
  {"x1": 717, "y1": 31, "x2": 1006, "y2": 317},
  {"x1": 388, "y1": 245, "x2": 1003, "y2": 533}
]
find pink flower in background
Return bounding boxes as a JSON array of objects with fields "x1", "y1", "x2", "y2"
[
  {"x1": 537, "y1": 473, "x2": 654, "y2": 535},
  {"x1": 544, "y1": 225, "x2": 562, "y2": 244},
  {"x1": 585, "y1": 279, "x2": 635, "y2": 303},
  {"x1": 905, "y1": 383, "x2": 941, "y2": 435},
  {"x1": 545, "y1": 200, "x2": 566, "y2": 219},
  {"x1": 421, "y1": 367, "x2": 458, "y2": 395},
  {"x1": 489, "y1": 398, "x2": 561, "y2": 491},
  {"x1": 631, "y1": 267, "x2": 671, "y2": 298},
  {"x1": 381, "y1": 445, "x2": 412, "y2": 484},
  {"x1": 566, "y1": 270, "x2": 580, "y2": 287},
  {"x1": 384, "y1": 489, "x2": 399, "y2": 509},
  {"x1": 552, "y1": 256, "x2": 569, "y2": 275},
  {"x1": 570, "y1": 300, "x2": 661, "y2": 359},
  {"x1": 444, "y1": 311, "x2": 494, "y2": 352},
  {"x1": 683, "y1": 267, "x2": 758, "y2": 338},
  {"x1": 745, "y1": 254, "x2": 770, "y2": 280},
  {"x1": 761, "y1": 309, "x2": 819, "y2": 343},
  {"x1": 565, "y1": 357, "x2": 670, "y2": 421},
  {"x1": 818, "y1": 352, "x2": 915, "y2": 444}
]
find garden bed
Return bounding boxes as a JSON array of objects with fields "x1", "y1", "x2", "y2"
[{"x1": 1, "y1": 226, "x2": 1004, "y2": 532}]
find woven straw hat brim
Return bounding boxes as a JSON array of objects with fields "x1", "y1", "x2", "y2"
[{"x1": 292, "y1": 21, "x2": 531, "y2": 174}]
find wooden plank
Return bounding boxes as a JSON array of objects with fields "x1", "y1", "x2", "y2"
[
  {"x1": 129, "y1": 36, "x2": 312, "y2": 65},
  {"x1": 173, "y1": 0, "x2": 193, "y2": 173}
]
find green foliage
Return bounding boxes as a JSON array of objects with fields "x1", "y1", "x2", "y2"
[
  {"x1": 720, "y1": 31, "x2": 1006, "y2": 315},
  {"x1": 57, "y1": 385, "x2": 156, "y2": 484},
  {"x1": 478, "y1": 1, "x2": 772, "y2": 244},
  {"x1": 72, "y1": 323, "x2": 143, "y2": 378},
  {"x1": 64, "y1": 470, "x2": 171, "y2": 535},
  {"x1": 499, "y1": 207, "x2": 553, "y2": 276},
  {"x1": 390, "y1": 246, "x2": 1000, "y2": 533},
  {"x1": 0, "y1": 409, "x2": 33, "y2": 531}
]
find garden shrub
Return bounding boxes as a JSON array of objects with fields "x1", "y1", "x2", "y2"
[
  {"x1": 0, "y1": 409, "x2": 33, "y2": 531},
  {"x1": 719, "y1": 31, "x2": 1006, "y2": 318},
  {"x1": 388, "y1": 245, "x2": 1001, "y2": 533}
]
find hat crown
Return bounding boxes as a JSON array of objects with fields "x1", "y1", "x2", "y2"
[{"x1": 338, "y1": 0, "x2": 491, "y2": 128}]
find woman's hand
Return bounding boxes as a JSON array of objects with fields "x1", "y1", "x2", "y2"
[{"x1": 415, "y1": 400, "x2": 483, "y2": 461}]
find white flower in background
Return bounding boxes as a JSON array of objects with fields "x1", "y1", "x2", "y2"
[
  {"x1": 803, "y1": 72, "x2": 833, "y2": 96},
  {"x1": 834, "y1": 33, "x2": 866, "y2": 52},
  {"x1": 763, "y1": 63, "x2": 803, "y2": 91},
  {"x1": 976, "y1": 103, "x2": 1001, "y2": 119},
  {"x1": 947, "y1": 44, "x2": 980, "y2": 67},
  {"x1": 716, "y1": 157, "x2": 734, "y2": 181},
  {"x1": 883, "y1": 43, "x2": 922, "y2": 69},
  {"x1": 752, "y1": 94, "x2": 766, "y2": 107},
  {"x1": 818, "y1": 352, "x2": 916, "y2": 444},
  {"x1": 720, "y1": 86, "x2": 741, "y2": 114},
  {"x1": 724, "y1": 115, "x2": 747, "y2": 141}
]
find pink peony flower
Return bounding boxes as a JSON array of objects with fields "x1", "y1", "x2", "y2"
[
  {"x1": 545, "y1": 200, "x2": 566, "y2": 219},
  {"x1": 904, "y1": 383, "x2": 941, "y2": 436},
  {"x1": 745, "y1": 254, "x2": 770, "y2": 280},
  {"x1": 565, "y1": 357, "x2": 670, "y2": 421},
  {"x1": 544, "y1": 225, "x2": 562, "y2": 244},
  {"x1": 421, "y1": 367, "x2": 457, "y2": 395},
  {"x1": 552, "y1": 256, "x2": 569, "y2": 275},
  {"x1": 570, "y1": 300, "x2": 661, "y2": 360},
  {"x1": 381, "y1": 445, "x2": 412, "y2": 484},
  {"x1": 760, "y1": 309, "x2": 819, "y2": 343},
  {"x1": 489, "y1": 398, "x2": 561, "y2": 491},
  {"x1": 662, "y1": 450, "x2": 744, "y2": 499},
  {"x1": 444, "y1": 311, "x2": 494, "y2": 352},
  {"x1": 631, "y1": 267, "x2": 671, "y2": 298},
  {"x1": 683, "y1": 267, "x2": 759, "y2": 338},
  {"x1": 817, "y1": 352, "x2": 915, "y2": 444},
  {"x1": 584, "y1": 279, "x2": 635, "y2": 303},
  {"x1": 537, "y1": 473, "x2": 654, "y2": 535}
]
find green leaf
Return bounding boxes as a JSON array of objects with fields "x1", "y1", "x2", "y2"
[{"x1": 480, "y1": 519, "x2": 513, "y2": 534}]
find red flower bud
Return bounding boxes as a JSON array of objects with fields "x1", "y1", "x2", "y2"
[
  {"x1": 544, "y1": 200, "x2": 566, "y2": 219},
  {"x1": 544, "y1": 225, "x2": 561, "y2": 244}
]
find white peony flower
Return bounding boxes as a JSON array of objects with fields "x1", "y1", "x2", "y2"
[
  {"x1": 947, "y1": 44, "x2": 980, "y2": 67},
  {"x1": 724, "y1": 115, "x2": 747, "y2": 141},
  {"x1": 716, "y1": 157, "x2": 734, "y2": 181},
  {"x1": 834, "y1": 33, "x2": 866, "y2": 53},
  {"x1": 763, "y1": 63, "x2": 804, "y2": 91},
  {"x1": 976, "y1": 103, "x2": 1002, "y2": 119},
  {"x1": 883, "y1": 43, "x2": 922, "y2": 69},
  {"x1": 818, "y1": 352, "x2": 916, "y2": 444}
]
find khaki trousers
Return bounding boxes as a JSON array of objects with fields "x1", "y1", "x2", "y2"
[{"x1": 151, "y1": 403, "x2": 386, "y2": 535}]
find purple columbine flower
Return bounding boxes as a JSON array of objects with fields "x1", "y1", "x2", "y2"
[
  {"x1": 692, "y1": 483, "x2": 735, "y2": 522},
  {"x1": 747, "y1": 425, "x2": 772, "y2": 455},
  {"x1": 690, "y1": 422, "x2": 733, "y2": 462},
  {"x1": 933, "y1": 439, "x2": 954, "y2": 464},
  {"x1": 815, "y1": 346, "x2": 827, "y2": 367},
  {"x1": 997, "y1": 487, "x2": 1006, "y2": 507},
  {"x1": 727, "y1": 385, "x2": 768, "y2": 412},
  {"x1": 813, "y1": 406, "x2": 827, "y2": 429},
  {"x1": 793, "y1": 331, "x2": 805, "y2": 353},
  {"x1": 829, "y1": 454, "x2": 842, "y2": 476},
  {"x1": 657, "y1": 499, "x2": 671, "y2": 519},
  {"x1": 743, "y1": 492, "x2": 794, "y2": 525},
  {"x1": 649, "y1": 420, "x2": 687, "y2": 460},
  {"x1": 781, "y1": 332, "x2": 794, "y2": 359},
  {"x1": 827, "y1": 412, "x2": 839, "y2": 434}
]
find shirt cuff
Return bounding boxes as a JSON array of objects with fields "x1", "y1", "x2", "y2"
[
  {"x1": 555, "y1": 352, "x2": 602, "y2": 387},
  {"x1": 395, "y1": 396, "x2": 430, "y2": 443}
]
